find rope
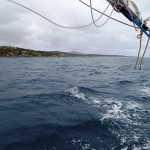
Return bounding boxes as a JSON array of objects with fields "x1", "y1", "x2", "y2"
[
  {"x1": 135, "y1": 18, "x2": 150, "y2": 70},
  {"x1": 134, "y1": 31, "x2": 143, "y2": 69},
  {"x1": 90, "y1": 3, "x2": 110, "y2": 27},
  {"x1": 90, "y1": 4, "x2": 111, "y2": 27},
  {"x1": 89, "y1": 0, "x2": 113, "y2": 27},
  {"x1": 139, "y1": 34, "x2": 150, "y2": 69},
  {"x1": 145, "y1": 17, "x2": 150, "y2": 22},
  {"x1": 79, "y1": 0, "x2": 135, "y2": 28},
  {"x1": 6, "y1": 0, "x2": 135, "y2": 29},
  {"x1": 98, "y1": 9, "x2": 113, "y2": 27},
  {"x1": 6, "y1": 0, "x2": 109, "y2": 29}
]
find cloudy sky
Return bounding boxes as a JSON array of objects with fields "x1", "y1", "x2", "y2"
[{"x1": 0, "y1": 0, "x2": 150, "y2": 56}]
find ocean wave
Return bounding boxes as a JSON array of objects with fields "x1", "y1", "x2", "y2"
[
  {"x1": 139, "y1": 85, "x2": 150, "y2": 97},
  {"x1": 0, "y1": 120, "x2": 119, "y2": 150},
  {"x1": 118, "y1": 80, "x2": 134, "y2": 85},
  {"x1": 65, "y1": 87, "x2": 86, "y2": 101},
  {"x1": 65, "y1": 87, "x2": 102, "y2": 106},
  {"x1": 100, "y1": 99, "x2": 149, "y2": 150},
  {"x1": 2, "y1": 119, "x2": 149, "y2": 150},
  {"x1": 1, "y1": 57, "x2": 150, "y2": 150},
  {"x1": 65, "y1": 87, "x2": 150, "y2": 150}
]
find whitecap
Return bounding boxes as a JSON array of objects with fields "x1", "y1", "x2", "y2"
[
  {"x1": 71, "y1": 138, "x2": 96, "y2": 150},
  {"x1": 65, "y1": 87, "x2": 86, "y2": 100},
  {"x1": 88, "y1": 97, "x2": 102, "y2": 106},
  {"x1": 101, "y1": 99, "x2": 130, "y2": 121},
  {"x1": 121, "y1": 147, "x2": 128, "y2": 150},
  {"x1": 65, "y1": 87, "x2": 102, "y2": 106},
  {"x1": 100, "y1": 98, "x2": 145, "y2": 124},
  {"x1": 65, "y1": 90, "x2": 149, "y2": 150},
  {"x1": 139, "y1": 85, "x2": 150, "y2": 97},
  {"x1": 99, "y1": 98, "x2": 150, "y2": 150},
  {"x1": 132, "y1": 147, "x2": 141, "y2": 150},
  {"x1": 126, "y1": 101, "x2": 142, "y2": 110}
]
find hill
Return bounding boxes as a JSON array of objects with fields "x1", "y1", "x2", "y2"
[
  {"x1": 0, "y1": 46, "x2": 126, "y2": 57},
  {"x1": 0, "y1": 46, "x2": 80, "y2": 57}
]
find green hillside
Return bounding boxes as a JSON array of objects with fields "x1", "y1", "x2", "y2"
[{"x1": 0, "y1": 46, "x2": 77, "y2": 57}]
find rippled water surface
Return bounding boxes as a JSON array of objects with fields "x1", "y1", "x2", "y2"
[{"x1": 0, "y1": 57, "x2": 150, "y2": 150}]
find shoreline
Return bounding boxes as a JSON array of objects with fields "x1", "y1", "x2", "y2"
[{"x1": 0, "y1": 46, "x2": 126, "y2": 58}]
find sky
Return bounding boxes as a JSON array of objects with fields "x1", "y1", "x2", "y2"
[{"x1": 0, "y1": 0, "x2": 150, "y2": 56}]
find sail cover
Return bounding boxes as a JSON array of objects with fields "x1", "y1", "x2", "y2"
[{"x1": 121, "y1": 0, "x2": 143, "y2": 22}]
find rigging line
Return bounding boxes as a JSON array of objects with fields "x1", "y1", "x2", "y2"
[
  {"x1": 79, "y1": 0, "x2": 135, "y2": 28},
  {"x1": 90, "y1": 0, "x2": 107, "y2": 27},
  {"x1": 89, "y1": 0, "x2": 113, "y2": 27},
  {"x1": 139, "y1": 33, "x2": 150, "y2": 69},
  {"x1": 145, "y1": 17, "x2": 150, "y2": 22},
  {"x1": 90, "y1": 4, "x2": 111, "y2": 27},
  {"x1": 97, "y1": 9, "x2": 114, "y2": 27},
  {"x1": 137, "y1": 19, "x2": 150, "y2": 69},
  {"x1": 134, "y1": 31, "x2": 143, "y2": 69},
  {"x1": 88, "y1": 3, "x2": 113, "y2": 27},
  {"x1": 6, "y1": 0, "x2": 110, "y2": 29},
  {"x1": 92, "y1": 4, "x2": 112, "y2": 27},
  {"x1": 6, "y1": 0, "x2": 135, "y2": 29}
]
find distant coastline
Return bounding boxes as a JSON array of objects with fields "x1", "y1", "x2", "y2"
[{"x1": 0, "y1": 46, "x2": 125, "y2": 57}]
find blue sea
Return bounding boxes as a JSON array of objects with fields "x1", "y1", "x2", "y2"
[{"x1": 0, "y1": 57, "x2": 150, "y2": 150}]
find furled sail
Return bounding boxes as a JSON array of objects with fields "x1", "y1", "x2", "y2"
[{"x1": 121, "y1": 0, "x2": 142, "y2": 22}]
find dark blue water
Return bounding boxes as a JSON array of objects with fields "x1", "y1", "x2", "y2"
[{"x1": 0, "y1": 57, "x2": 150, "y2": 150}]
